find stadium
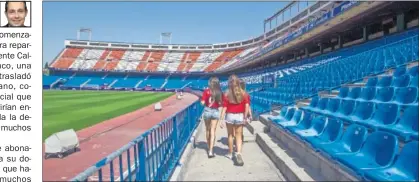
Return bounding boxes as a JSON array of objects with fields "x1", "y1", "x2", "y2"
[{"x1": 42, "y1": 1, "x2": 418, "y2": 181}]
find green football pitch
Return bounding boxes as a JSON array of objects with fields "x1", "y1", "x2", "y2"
[{"x1": 42, "y1": 90, "x2": 173, "y2": 140}]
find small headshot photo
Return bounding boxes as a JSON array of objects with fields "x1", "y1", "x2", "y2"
[{"x1": 1, "y1": 1, "x2": 31, "y2": 27}]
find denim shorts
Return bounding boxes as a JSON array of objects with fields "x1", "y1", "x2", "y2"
[
  {"x1": 203, "y1": 107, "x2": 220, "y2": 120},
  {"x1": 225, "y1": 113, "x2": 245, "y2": 125}
]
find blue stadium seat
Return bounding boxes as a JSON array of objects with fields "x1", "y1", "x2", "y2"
[
  {"x1": 317, "y1": 124, "x2": 368, "y2": 158},
  {"x1": 373, "y1": 87, "x2": 395, "y2": 102},
  {"x1": 392, "y1": 74, "x2": 411, "y2": 87},
  {"x1": 377, "y1": 76, "x2": 393, "y2": 87},
  {"x1": 345, "y1": 87, "x2": 361, "y2": 100},
  {"x1": 347, "y1": 101, "x2": 375, "y2": 124},
  {"x1": 285, "y1": 112, "x2": 314, "y2": 134},
  {"x1": 408, "y1": 65, "x2": 418, "y2": 77},
  {"x1": 392, "y1": 87, "x2": 418, "y2": 105},
  {"x1": 357, "y1": 87, "x2": 376, "y2": 101},
  {"x1": 380, "y1": 105, "x2": 418, "y2": 140},
  {"x1": 363, "y1": 141, "x2": 418, "y2": 182},
  {"x1": 304, "y1": 118, "x2": 343, "y2": 149},
  {"x1": 362, "y1": 103, "x2": 399, "y2": 129},
  {"x1": 330, "y1": 99, "x2": 355, "y2": 119},
  {"x1": 409, "y1": 76, "x2": 418, "y2": 87},
  {"x1": 272, "y1": 107, "x2": 296, "y2": 123},
  {"x1": 335, "y1": 131, "x2": 398, "y2": 175},
  {"x1": 268, "y1": 106, "x2": 289, "y2": 121},
  {"x1": 366, "y1": 77, "x2": 378, "y2": 87},
  {"x1": 292, "y1": 116, "x2": 328, "y2": 139},
  {"x1": 338, "y1": 87, "x2": 349, "y2": 98},
  {"x1": 319, "y1": 98, "x2": 340, "y2": 115},
  {"x1": 277, "y1": 109, "x2": 303, "y2": 128},
  {"x1": 392, "y1": 66, "x2": 407, "y2": 77},
  {"x1": 303, "y1": 97, "x2": 318, "y2": 111},
  {"x1": 308, "y1": 97, "x2": 328, "y2": 113}
]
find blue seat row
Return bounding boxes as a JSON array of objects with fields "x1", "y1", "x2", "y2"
[
  {"x1": 336, "y1": 86, "x2": 418, "y2": 105},
  {"x1": 272, "y1": 109, "x2": 418, "y2": 181},
  {"x1": 364, "y1": 74, "x2": 418, "y2": 88},
  {"x1": 302, "y1": 98, "x2": 418, "y2": 140},
  {"x1": 271, "y1": 35, "x2": 418, "y2": 105}
]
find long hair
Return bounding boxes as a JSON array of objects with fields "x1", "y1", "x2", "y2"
[
  {"x1": 208, "y1": 77, "x2": 222, "y2": 105},
  {"x1": 239, "y1": 79, "x2": 246, "y2": 90},
  {"x1": 227, "y1": 75, "x2": 245, "y2": 104}
]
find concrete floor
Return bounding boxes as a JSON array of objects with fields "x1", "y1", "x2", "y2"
[{"x1": 181, "y1": 122, "x2": 285, "y2": 181}]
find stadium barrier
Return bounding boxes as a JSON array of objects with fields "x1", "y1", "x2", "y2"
[{"x1": 70, "y1": 101, "x2": 204, "y2": 182}]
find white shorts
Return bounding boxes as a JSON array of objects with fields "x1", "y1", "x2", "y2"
[
  {"x1": 225, "y1": 113, "x2": 245, "y2": 125},
  {"x1": 203, "y1": 107, "x2": 220, "y2": 120}
]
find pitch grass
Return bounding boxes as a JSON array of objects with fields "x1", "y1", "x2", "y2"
[{"x1": 42, "y1": 90, "x2": 173, "y2": 141}]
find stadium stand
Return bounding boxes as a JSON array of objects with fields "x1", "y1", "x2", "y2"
[
  {"x1": 261, "y1": 29, "x2": 418, "y2": 181},
  {"x1": 49, "y1": 48, "x2": 257, "y2": 73}
]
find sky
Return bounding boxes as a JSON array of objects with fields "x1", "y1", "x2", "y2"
[{"x1": 42, "y1": 1, "x2": 290, "y2": 65}]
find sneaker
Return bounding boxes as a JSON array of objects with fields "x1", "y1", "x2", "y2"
[
  {"x1": 234, "y1": 153, "x2": 244, "y2": 166},
  {"x1": 225, "y1": 153, "x2": 233, "y2": 160},
  {"x1": 208, "y1": 151, "x2": 215, "y2": 158}
]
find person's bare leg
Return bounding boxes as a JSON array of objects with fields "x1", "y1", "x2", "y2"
[
  {"x1": 204, "y1": 119, "x2": 211, "y2": 151},
  {"x1": 235, "y1": 125, "x2": 243, "y2": 154},
  {"x1": 226, "y1": 123, "x2": 234, "y2": 159},
  {"x1": 234, "y1": 125, "x2": 244, "y2": 166},
  {"x1": 208, "y1": 119, "x2": 218, "y2": 157},
  {"x1": 232, "y1": 127, "x2": 236, "y2": 150}
]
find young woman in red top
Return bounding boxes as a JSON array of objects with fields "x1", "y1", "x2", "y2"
[
  {"x1": 201, "y1": 77, "x2": 223, "y2": 158},
  {"x1": 219, "y1": 75, "x2": 250, "y2": 166}
]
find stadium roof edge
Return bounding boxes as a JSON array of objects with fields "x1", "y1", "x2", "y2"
[
  {"x1": 216, "y1": 1, "x2": 392, "y2": 73},
  {"x1": 64, "y1": 1, "x2": 336, "y2": 52}
]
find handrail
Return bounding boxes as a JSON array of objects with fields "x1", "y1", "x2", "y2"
[{"x1": 71, "y1": 100, "x2": 204, "y2": 182}]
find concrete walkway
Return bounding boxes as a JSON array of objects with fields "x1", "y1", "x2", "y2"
[{"x1": 180, "y1": 121, "x2": 285, "y2": 181}]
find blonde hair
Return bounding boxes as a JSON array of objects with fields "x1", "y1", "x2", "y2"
[
  {"x1": 208, "y1": 77, "x2": 222, "y2": 105},
  {"x1": 226, "y1": 74, "x2": 245, "y2": 104}
]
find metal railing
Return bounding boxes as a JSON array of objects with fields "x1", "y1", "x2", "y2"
[{"x1": 71, "y1": 101, "x2": 204, "y2": 182}]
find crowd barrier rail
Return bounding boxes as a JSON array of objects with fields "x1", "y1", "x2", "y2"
[{"x1": 71, "y1": 100, "x2": 204, "y2": 182}]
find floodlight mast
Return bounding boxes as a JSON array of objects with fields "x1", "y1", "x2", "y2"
[
  {"x1": 160, "y1": 32, "x2": 172, "y2": 44},
  {"x1": 77, "y1": 28, "x2": 92, "y2": 41}
]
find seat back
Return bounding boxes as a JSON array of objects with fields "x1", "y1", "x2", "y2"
[
  {"x1": 361, "y1": 131, "x2": 398, "y2": 166},
  {"x1": 309, "y1": 97, "x2": 318, "y2": 108},
  {"x1": 326, "y1": 98, "x2": 340, "y2": 113},
  {"x1": 338, "y1": 87, "x2": 349, "y2": 98},
  {"x1": 348, "y1": 87, "x2": 362, "y2": 99},
  {"x1": 371, "y1": 103, "x2": 399, "y2": 125},
  {"x1": 398, "y1": 105, "x2": 419, "y2": 132},
  {"x1": 393, "y1": 66, "x2": 407, "y2": 77},
  {"x1": 394, "y1": 141, "x2": 418, "y2": 180},
  {"x1": 341, "y1": 124, "x2": 368, "y2": 153},
  {"x1": 290, "y1": 109, "x2": 303, "y2": 123},
  {"x1": 410, "y1": 75, "x2": 418, "y2": 87},
  {"x1": 360, "y1": 87, "x2": 376, "y2": 101},
  {"x1": 337, "y1": 99, "x2": 355, "y2": 116},
  {"x1": 310, "y1": 116, "x2": 328, "y2": 135},
  {"x1": 285, "y1": 107, "x2": 296, "y2": 121},
  {"x1": 318, "y1": 118, "x2": 343, "y2": 143},
  {"x1": 394, "y1": 87, "x2": 418, "y2": 104},
  {"x1": 353, "y1": 101, "x2": 375, "y2": 120},
  {"x1": 377, "y1": 76, "x2": 393, "y2": 87},
  {"x1": 280, "y1": 106, "x2": 288, "y2": 117},
  {"x1": 408, "y1": 65, "x2": 418, "y2": 77},
  {"x1": 317, "y1": 97, "x2": 329, "y2": 110},
  {"x1": 366, "y1": 77, "x2": 378, "y2": 87},
  {"x1": 297, "y1": 111, "x2": 313, "y2": 129},
  {"x1": 375, "y1": 87, "x2": 395, "y2": 102},
  {"x1": 392, "y1": 74, "x2": 410, "y2": 87}
]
